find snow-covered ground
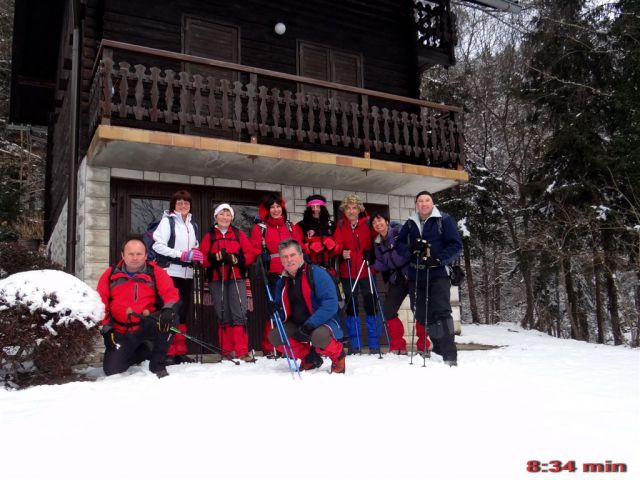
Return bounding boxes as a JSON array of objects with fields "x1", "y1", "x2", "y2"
[{"x1": 1, "y1": 323, "x2": 638, "y2": 480}]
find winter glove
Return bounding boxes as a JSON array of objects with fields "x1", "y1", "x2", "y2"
[
  {"x1": 180, "y1": 250, "x2": 203, "y2": 263},
  {"x1": 309, "y1": 241, "x2": 324, "y2": 254},
  {"x1": 158, "y1": 308, "x2": 177, "y2": 333},
  {"x1": 323, "y1": 237, "x2": 336, "y2": 251},
  {"x1": 292, "y1": 323, "x2": 314, "y2": 343},
  {"x1": 189, "y1": 249, "x2": 204, "y2": 263},
  {"x1": 100, "y1": 324, "x2": 119, "y2": 349},
  {"x1": 412, "y1": 238, "x2": 430, "y2": 257},
  {"x1": 364, "y1": 250, "x2": 375, "y2": 263},
  {"x1": 423, "y1": 256, "x2": 441, "y2": 268}
]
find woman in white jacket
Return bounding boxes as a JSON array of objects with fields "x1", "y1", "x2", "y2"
[{"x1": 152, "y1": 190, "x2": 203, "y2": 364}]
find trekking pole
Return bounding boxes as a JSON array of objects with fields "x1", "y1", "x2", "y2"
[
  {"x1": 346, "y1": 258, "x2": 361, "y2": 354},
  {"x1": 364, "y1": 259, "x2": 382, "y2": 359},
  {"x1": 192, "y1": 262, "x2": 204, "y2": 362},
  {"x1": 367, "y1": 261, "x2": 391, "y2": 359},
  {"x1": 409, "y1": 251, "x2": 421, "y2": 365},
  {"x1": 340, "y1": 259, "x2": 367, "y2": 314},
  {"x1": 422, "y1": 261, "x2": 431, "y2": 368},
  {"x1": 258, "y1": 258, "x2": 301, "y2": 379},
  {"x1": 169, "y1": 326, "x2": 240, "y2": 365}
]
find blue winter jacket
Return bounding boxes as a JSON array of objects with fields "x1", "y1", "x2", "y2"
[
  {"x1": 396, "y1": 207, "x2": 463, "y2": 281},
  {"x1": 275, "y1": 263, "x2": 344, "y2": 340},
  {"x1": 373, "y1": 222, "x2": 409, "y2": 285}
]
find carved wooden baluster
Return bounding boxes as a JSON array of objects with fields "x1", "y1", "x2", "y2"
[
  {"x1": 351, "y1": 101, "x2": 360, "y2": 149},
  {"x1": 163, "y1": 70, "x2": 175, "y2": 125},
  {"x1": 330, "y1": 98, "x2": 339, "y2": 146},
  {"x1": 283, "y1": 90, "x2": 293, "y2": 140},
  {"x1": 233, "y1": 80, "x2": 244, "y2": 133},
  {"x1": 193, "y1": 74, "x2": 204, "y2": 128},
  {"x1": 100, "y1": 50, "x2": 113, "y2": 123},
  {"x1": 411, "y1": 113, "x2": 421, "y2": 158},
  {"x1": 118, "y1": 62, "x2": 130, "y2": 118},
  {"x1": 430, "y1": 115, "x2": 438, "y2": 161},
  {"x1": 149, "y1": 67, "x2": 160, "y2": 122},
  {"x1": 318, "y1": 95, "x2": 327, "y2": 144},
  {"x1": 258, "y1": 86, "x2": 269, "y2": 136},
  {"x1": 453, "y1": 114, "x2": 465, "y2": 166},
  {"x1": 178, "y1": 72, "x2": 191, "y2": 126},
  {"x1": 439, "y1": 116, "x2": 447, "y2": 165},
  {"x1": 271, "y1": 88, "x2": 282, "y2": 139},
  {"x1": 307, "y1": 95, "x2": 316, "y2": 143},
  {"x1": 421, "y1": 110, "x2": 431, "y2": 165},
  {"x1": 401, "y1": 112, "x2": 411, "y2": 156},
  {"x1": 295, "y1": 92, "x2": 305, "y2": 142},
  {"x1": 133, "y1": 65, "x2": 145, "y2": 120},
  {"x1": 371, "y1": 105, "x2": 381, "y2": 152},
  {"x1": 246, "y1": 81, "x2": 257, "y2": 136},
  {"x1": 221, "y1": 79, "x2": 230, "y2": 129},
  {"x1": 382, "y1": 108, "x2": 391, "y2": 153},
  {"x1": 361, "y1": 95, "x2": 369, "y2": 153},
  {"x1": 341, "y1": 101, "x2": 351, "y2": 147},
  {"x1": 206, "y1": 76, "x2": 218, "y2": 128},
  {"x1": 448, "y1": 117, "x2": 456, "y2": 165},
  {"x1": 392, "y1": 110, "x2": 402, "y2": 154}
]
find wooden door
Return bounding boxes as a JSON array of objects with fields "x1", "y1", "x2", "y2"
[{"x1": 110, "y1": 179, "x2": 275, "y2": 354}]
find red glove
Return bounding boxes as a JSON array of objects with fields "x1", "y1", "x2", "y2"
[
  {"x1": 323, "y1": 237, "x2": 336, "y2": 251},
  {"x1": 309, "y1": 241, "x2": 324, "y2": 254}
]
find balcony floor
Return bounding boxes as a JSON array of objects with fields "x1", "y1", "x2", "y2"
[{"x1": 87, "y1": 125, "x2": 468, "y2": 196}]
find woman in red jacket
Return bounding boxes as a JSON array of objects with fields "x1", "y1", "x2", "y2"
[
  {"x1": 249, "y1": 193, "x2": 303, "y2": 357},
  {"x1": 200, "y1": 203, "x2": 257, "y2": 362}
]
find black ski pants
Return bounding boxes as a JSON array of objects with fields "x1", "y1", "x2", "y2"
[
  {"x1": 172, "y1": 276, "x2": 192, "y2": 325},
  {"x1": 340, "y1": 277, "x2": 376, "y2": 317},
  {"x1": 408, "y1": 275, "x2": 457, "y2": 362},
  {"x1": 103, "y1": 317, "x2": 172, "y2": 376}
]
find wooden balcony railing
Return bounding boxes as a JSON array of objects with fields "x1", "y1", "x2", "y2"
[{"x1": 89, "y1": 40, "x2": 464, "y2": 169}]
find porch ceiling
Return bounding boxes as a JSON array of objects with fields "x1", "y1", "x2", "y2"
[{"x1": 87, "y1": 126, "x2": 468, "y2": 196}]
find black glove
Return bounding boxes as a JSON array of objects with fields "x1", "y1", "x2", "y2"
[
  {"x1": 292, "y1": 323, "x2": 314, "y2": 343},
  {"x1": 412, "y1": 238, "x2": 430, "y2": 257},
  {"x1": 423, "y1": 256, "x2": 441, "y2": 268},
  {"x1": 99, "y1": 323, "x2": 117, "y2": 348},
  {"x1": 364, "y1": 250, "x2": 375, "y2": 263},
  {"x1": 158, "y1": 308, "x2": 177, "y2": 333},
  {"x1": 208, "y1": 252, "x2": 221, "y2": 267}
]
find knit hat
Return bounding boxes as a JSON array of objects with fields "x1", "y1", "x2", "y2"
[{"x1": 214, "y1": 203, "x2": 234, "y2": 220}]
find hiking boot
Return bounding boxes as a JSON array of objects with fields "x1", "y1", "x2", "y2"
[
  {"x1": 300, "y1": 348, "x2": 324, "y2": 371},
  {"x1": 330, "y1": 349, "x2": 346, "y2": 374},
  {"x1": 151, "y1": 367, "x2": 169, "y2": 378},
  {"x1": 444, "y1": 359, "x2": 458, "y2": 367},
  {"x1": 265, "y1": 351, "x2": 282, "y2": 359},
  {"x1": 368, "y1": 348, "x2": 381, "y2": 355},
  {"x1": 396, "y1": 349, "x2": 408, "y2": 355},
  {"x1": 419, "y1": 350, "x2": 431, "y2": 359},
  {"x1": 347, "y1": 347, "x2": 361, "y2": 355},
  {"x1": 240, "y1": 354, "x2": 256, "y2": 363}
]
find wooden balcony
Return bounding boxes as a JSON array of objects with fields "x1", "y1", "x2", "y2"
[{"x1": 87, "y1": 40, "x2": 467, "y2": 195}]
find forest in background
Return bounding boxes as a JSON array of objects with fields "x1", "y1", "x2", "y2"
[
  {"x1": 429, "y1": 0, "x2": 639, "y2": 345},
  {"x1": 0, "y1": 1, "x2": 637, "y2": 345}
]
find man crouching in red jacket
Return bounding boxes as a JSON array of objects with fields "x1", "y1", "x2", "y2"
[{"x1": 96, "y1": 237, "x2": 180, "y2": 378}]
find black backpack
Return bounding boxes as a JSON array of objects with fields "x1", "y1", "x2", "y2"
[{"x1": 144, "y1": 217, "x2": 200, "y2": 268}]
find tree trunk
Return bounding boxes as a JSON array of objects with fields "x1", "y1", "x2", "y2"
[
  {"x1": 481, "y1": 243, "x2": 490, "y2": 323},
  {"x1": 561, "y1": 255, "x2": 587, "y2": 341},
  {"x1": 592, "y1": 241, "x2": 605, "y2": 344},
  {"x1": 492, "y1": 248, "x2": 502, "y2": 323},
  {"x1": 463, "y1": 240, "x2": 480, "y2": 324},
  {"x1": 602, "y1": 229, "x2": 623, "y2": 345}
]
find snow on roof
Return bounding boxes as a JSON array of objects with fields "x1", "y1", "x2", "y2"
[{"x1": 0, "y1": 270, "x2": 104, "y2": 332}]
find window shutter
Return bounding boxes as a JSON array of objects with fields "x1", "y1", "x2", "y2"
[
  {"x1": 331, "y1": 51, "x2": 361, "y2": 104},
  {"x1": 183, "y1": 17, "x2": 239, "y2": 82},
  {"x1": 299, "y1": 43, "x2": 331, "y2": 99}
]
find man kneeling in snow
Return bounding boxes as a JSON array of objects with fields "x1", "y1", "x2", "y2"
[
  {"x1": 96, "y1": 237, "x2": 180, "y2": 378},
  {"x1": 269, "y1": 239, "x2": 346, "y2": 374}
]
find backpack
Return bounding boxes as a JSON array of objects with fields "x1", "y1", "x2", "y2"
[
  {"x1": 106, "y1": 262, "x2": 163, "y2": 327},
  {"x1": 305, "y1": 263, "x2": 344, "y2": 310},
  {"x1": 144, "y1": 216, "x2": 200, "y2": 268}
]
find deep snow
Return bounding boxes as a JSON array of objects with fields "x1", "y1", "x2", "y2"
[{"x1": 1, "y1": 323, "x2": 638, "y2": 480}]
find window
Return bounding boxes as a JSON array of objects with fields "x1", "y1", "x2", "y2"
[{"x1": 298, "y1": 41, "x2": 363, "y2": 104}]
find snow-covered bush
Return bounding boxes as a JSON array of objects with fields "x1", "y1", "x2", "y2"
[
  {"x1": 0, "y1": 242, "x2": 59, "y2": 279},
  {"x1": 0, "y1": 270, "x2": 105, "y2": 387}
]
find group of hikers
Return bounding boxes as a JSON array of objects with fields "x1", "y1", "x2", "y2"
[{"x1": 96, "y1": 189, "x2": 463, "y2": 378}]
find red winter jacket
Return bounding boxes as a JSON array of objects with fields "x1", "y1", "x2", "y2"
[
  {"x1": 96, "y1": 261, "x2": 180, "y2": 334},
  {"x1": 200, "y1": 226, "x2": 257, "y2": 281},
  {"x1": 333, "y1": 214, "x2": 373, "y2": 280},
  {"x1": 250, "y1": 216, "x2": 303, "y2": 275}
]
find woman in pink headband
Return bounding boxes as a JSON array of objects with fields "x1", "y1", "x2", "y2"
[{"x1": 294, "y1": 194, "x2": 337, "y2": 273}]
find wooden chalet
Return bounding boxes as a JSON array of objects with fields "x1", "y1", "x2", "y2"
[{"x1": 10, "y1": 0, "x2": 513, "y2": 351}]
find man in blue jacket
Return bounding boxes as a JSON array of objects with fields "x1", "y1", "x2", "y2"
[
  {"x1": 396, "y1": 191, "x2": 463, "y2": 366},
  {"x1": 269, "y1": 239, "x2": 346, "y2": 373}
]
